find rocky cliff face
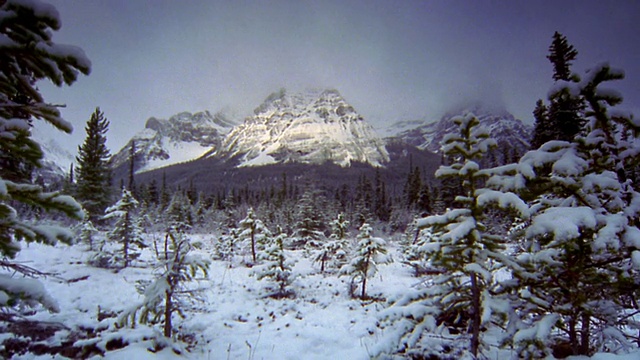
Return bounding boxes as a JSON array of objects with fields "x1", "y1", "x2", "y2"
[
  {"x1": 204, "y1": 89, "x2": 389, "y2": 167},
  {"x1": 110, "y1": 110, "x2": 236, "y2": 173},
  {"x1": 387, "y1": 105, "x2": 531, "y2": 158}
]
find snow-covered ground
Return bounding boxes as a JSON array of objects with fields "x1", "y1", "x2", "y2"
[{"x1": 6, "y1": 237, "x2": 640, "y2": 359}]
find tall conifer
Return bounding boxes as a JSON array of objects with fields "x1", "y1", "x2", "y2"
[{"x1": 76, "y1": 107, "x2": 112, "y2": 223}]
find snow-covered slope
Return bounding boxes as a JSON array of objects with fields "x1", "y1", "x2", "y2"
[
  {"x1": 30, "y1": 125, "x2": 76, "y2": 184},
  {"x1": 111, "y1": 111, "x2": 236, "y2": 173},
  {"x1": 204, "y1": 89, "x2": 389, "y2": 167},
  {"x1": 388, "y1": 105, "x2": 532, "y2": 154}
]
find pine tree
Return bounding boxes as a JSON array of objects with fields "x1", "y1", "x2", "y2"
[
  {"x1": 0, "y1": 0, "x2": 90, "y2": 311},
  {"x1": 103, "y1": 189, "x2": 145, "y2": 268},
  {"x1": 531, "y1": 98, "x2": 551, "y2": 149},
  {"x1": 547, "y1": 31, "x2": 578, "y2": 82},
  {"x1": 313, "y1": 213, "x2": 350, "y2": 273},
  {"x1": 76, "y1": 107, "x2": 112, "y2": 223},
  {"x1": 403, "y1": 166, "x2": 422, "y2": 209},
  {"x1": 254, "y1": 229, "x2": 295, "y2": 298},
  {"x1": 214, "y1": 228, "x2": 240, "y2": 264},
  {"x1": 77, "y1": 219, "x2": 99, "y2": 251},
  {"x1": 532, "y1": 32, "x2": 585, "y2": 147},
  {"x1": 379, "y1": 113, "x2": 527, "y2": 358},
  {"x1": 292, "y1": 186, "x2": 326, "y2": 248},
  {"x1": 340, "y1": 223, "x2": 391, "y2": 299},
  {"x1": 497, "y1": 64, "x2": 640, "y2": 357},
  {"x1": 238, "y1": 207, "x2": 271, "y2": 263},
  {"x1": 120, "y1": 230, "x2": 209, "y2": 339},
  {"x1": 166, "y1": 191, "x2": 193, "y2": 232}
]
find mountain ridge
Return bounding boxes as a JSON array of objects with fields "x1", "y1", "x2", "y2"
[{"x1": 202, "y1": 88, "x2": 390, "y2": 168}]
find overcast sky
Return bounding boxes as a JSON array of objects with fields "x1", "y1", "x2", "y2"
[{"x1": 38, "y1": 0, "x2": 640, "y2": 154}]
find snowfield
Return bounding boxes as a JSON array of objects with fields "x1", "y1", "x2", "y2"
[
  {"x1": 6, "y1": 237, "x2": 640, "y2": 360},
  {"x1": 8, "y1": 236, "x2": 413, "y2": 359}
]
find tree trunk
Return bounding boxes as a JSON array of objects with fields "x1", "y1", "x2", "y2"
[
  {"x1": 251, "y1": 229, "x2": 256, "y2": 263},
  {"x1": 123, "y1": 212, "x2": 130, "y2": 267},
  {"x1": 361, "y1": 274, "x2": 367, "y2": 299},
  {"x1": 164, "y1": 289, "x2": 172, "y2": 338},
  {"x1": 580, "y1": 313, "x2": 590, "y2": 355},
  {"x1": 569, "y1": 316, "x2": 578, "y2": 355},
  {"x1": 470, "y1": 272, "x2": 481, "y2": 358}
]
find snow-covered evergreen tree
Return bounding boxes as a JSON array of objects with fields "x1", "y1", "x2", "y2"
[
  {"x1": 340, "y1": 223, "x2": 391, "y2": 299},
  {"x1": 401, "y1": 220, "x2": 438, "y2": 277},
  {"x1": 214, "y1": 228, "x2": 240, "y2": 264},
  {"x1": 292, "y1": 186, "x2": 326, "y2": 249},
  {"x1": 0, "y1": 0, "x2": 90, "y2": 312},
  {"x1": 495, "y1": 63, "x2": 640, "y2": 356},
  {"x1": 77, "y1": 219, "x2": 99, "y2": 251},
  {"x1": 378, "y1": 113, "x2": 527, "y2": 359},
  {"x1": 103, "y1": 189, "x2": 145, "y2": 268},
  {"x1": 120, "y1": 229, "x2": 209, "y2": 340},
  {"x1": 313, "y1": 213, "x2": 350, "y2": 273},
  {"x1": 238, "y1": 207, "x2": 271, "y2": 264},
  {"x1": 254, "y1": 229, "x2": 295, "y2": 298},
  {"x1": 166, "y1": 191, "x2": 193, "y2": 233}
]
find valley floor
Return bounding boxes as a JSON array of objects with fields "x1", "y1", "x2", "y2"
[{"x1": 4, "y1": 236, "x2": 640, "y2": 360}]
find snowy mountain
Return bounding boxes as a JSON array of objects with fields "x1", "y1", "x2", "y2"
[
  {"x1": 30, "y1": 126, "x2": 76, "y2": 185},
  {"x1": 387, "y1": 105, "x2": 532, "y2": 155},
  {"x1": 110, "y1": 110, "x2": 236, "y2": 174},
  {"x1": 203, "y1": 89, "x2": 390, "y2": 167}
]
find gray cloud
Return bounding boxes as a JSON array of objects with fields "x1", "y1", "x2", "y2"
[{"x1": 37, "y1": 0, "x2": 640, "y2": 154}]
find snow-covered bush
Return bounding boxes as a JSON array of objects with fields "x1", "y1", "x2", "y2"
[{"x1": 340, "y1": 223, "x2": 391, "y2": 299}]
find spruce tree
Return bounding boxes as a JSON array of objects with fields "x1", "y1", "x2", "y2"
[
  {"x1": 340, "y1": 223, "x2": 391, "y2": 299},
  {"x1": 239, "y1": 207, "x2": 271, "y2": 263},
  {"x1": 292, "y1": 186, "x2": 326, "y2": 248},
  {"x1": 254, "y1": 229, "x2": 295, "y2": 298},
  {"x1": 0, "y1": 0, "x2": 90, "y2": 311},
  {"x1": 76, "y1": 107, "x2": 112, "y2": 223},
  {"x1": 532, "y1": 32, "x2": 585, "y2": 147},
  {"x1": 120, "y1": 229, "x2": 209, "y2": 339},
  {"x1": 313, "y1": 213, "x2": 350, "y2": 273},
  {"x1": 378, "y1": 113, "x2": 527, "y2": 358},
  {"x1": 547, "y1": 31, "x2": 578, "y2": 82},
  {"x1": 531, "y1": 99, "x2": 550, "y2": 149},
  {"x1": 498, "y1": 64, "x2": 640, "y2": 357},
  {"x1": 103, "y1": 189, "x2": 145, "y2": 268}
]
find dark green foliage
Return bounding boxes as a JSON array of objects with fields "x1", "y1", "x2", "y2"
[
  {"x1": 547, "y1": 31, "x2": 578, "y2": 82},
  {"x1": 75, "y1": 107, "x2": 112, "y2": 223},
  {"x1": 531, "y1": 99, "x2": 550, "y2": 149},
  {"x1": 532, "y1": 32, "x2": 585, "y2": 148},
  {"x1": 293, "y1": 185, "x2": 327, "y2": 247},
  {"x1": 0, "y1": 0, "x2": 90, "y2": 311},
  {"x1": 498, "y1": 63, "x2": 640, "y2": 356}
]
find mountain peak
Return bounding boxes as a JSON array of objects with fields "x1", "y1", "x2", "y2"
[
  {"x1": 387, "y1": 105, "x2": 531, "y2": 156},
  {"x1": 207, "y1": 88, "x2": 388, "y2": 167},
  {"x1": 111, "y1": 110, "x2": 236, "y2": 174}
]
